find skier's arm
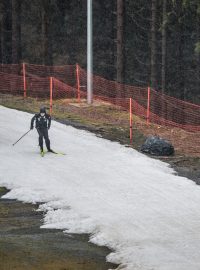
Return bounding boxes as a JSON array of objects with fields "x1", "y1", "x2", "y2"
[
  {"x1": 47, "y1": 115, "x2": 51, "y2": 129},
  {"x1": 30, "y1": 115, "x2": 36, "y2": 129}
]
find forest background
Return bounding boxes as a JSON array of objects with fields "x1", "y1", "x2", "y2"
[{"x1": 0, "y1": 0, "x2": 200, "y2": 104}]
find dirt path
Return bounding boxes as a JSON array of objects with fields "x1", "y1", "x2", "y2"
[{"x1": 0, "y1": 188, "x2": 117, "y2": 270}]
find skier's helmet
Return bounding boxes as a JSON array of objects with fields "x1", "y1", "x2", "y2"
[{"x1": 40, "y1": 107, "x2": 46, "y2": 114}]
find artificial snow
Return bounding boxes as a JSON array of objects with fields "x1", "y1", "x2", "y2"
[{"x1": 0, "y1": 105, "x2": 200, "y2": 270}]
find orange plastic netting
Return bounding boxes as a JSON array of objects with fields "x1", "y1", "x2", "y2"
[{"x1": 0, "y1": 63, "x2": 199, "y2": 132}]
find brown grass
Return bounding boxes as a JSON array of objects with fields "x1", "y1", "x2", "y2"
[{"x1": 0, "y1": 94, "x2": 200, "y2": 158}]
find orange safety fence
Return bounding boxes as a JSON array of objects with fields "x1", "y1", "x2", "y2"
[
  {"x1": 26, "y1": 64, "x2": 76, "y2": 86},
  {"x1": 27, "y1": 76, "x2": 50, "y2": 98},
  {"x1": 0, "y1": 72, "x2": 24, "y2": 96},
  {"x1": 52, "y1": 77, "x2": 78, "y2": 99},
  {"x1": 0, "y1": 63, "x2": 200, "y2": 132},
  {"x1": 0, "y1": 64, "x2": 21, "y2": 75},
  {"x1": 78, "y1": 66, "x2": 200, "y2": 131},
  {"x1": 149, "y1": 89, "x2": 200, "y2": 131}
]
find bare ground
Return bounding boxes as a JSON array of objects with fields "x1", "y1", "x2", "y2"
[{"x1": 0, "y1": 187, "x2": 117, "y2": 270}]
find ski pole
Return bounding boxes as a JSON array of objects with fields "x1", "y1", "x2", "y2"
[{"x1": 12, "y1": 129, "x2": 31, "y2": 146}]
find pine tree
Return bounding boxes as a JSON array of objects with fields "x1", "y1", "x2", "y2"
[
  {"x1": 12, "y1": 0, "x2": 21, "y2": 63},
  {"x1": 150, "y1": 0, "x2": 157, "y2": 89}
]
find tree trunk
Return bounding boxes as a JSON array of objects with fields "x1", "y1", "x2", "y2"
[
  {"x1": 196, "y1": 3, "x2": 200, "y2": 103},
  {"x1": 150, "y1": 0, "x2": 157, "y2": 89},
  {"x1": 161, "y1": 0, "x2": 167, "y2": 94},
  {"x1": 0, "y1": 2, "x2": 3, "y2": 63},
  {"x1": 116, "y1": 0, "x2": 124, "y2": 99},
  {"x1": 41, "y1": 8, "x2": 47, "y2": 65},
  {"x1": 117, "y1": 0, "x2": 124, "y2": 84},
  {"x1": 160, "y1": 0, "x2": 167, "y2": 119},
  {"x1": 41, "y1": 0, "x2": 52, "y2": 65},
  {"x1": 176, "y1": 0, "x2": 185, "y2": 100},
  {"x1": 12, "y1": 0, "x2": 21, "y2": 63},
  {"x1": 2, "y1": 0, "x2": 12, "y2": 63}
]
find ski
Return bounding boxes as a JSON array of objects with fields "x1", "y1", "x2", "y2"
[
  {"x1": 52, "y1": 151, "x2": 66, "y2": 155},
  {"x1": 46, "y1": 150, "x2": 66, "y2": 155},
  {"x1": 39, "y1": 150, "x2": 66, "y2": 156}
]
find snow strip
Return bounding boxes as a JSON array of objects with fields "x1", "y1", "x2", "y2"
[{"x1": 0, "y1": 105, "x2": 200, "y2": 270}]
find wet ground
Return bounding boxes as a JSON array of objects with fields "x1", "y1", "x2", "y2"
[
  {"x1": 1, "y1": 159, "x2": 199, "y2": 270},
  {"x1": 0, "y1": 187, "x2": 117, "y2": 270},
  {"x1": 159, "y1": 156, "x2": 200, "y2": 186},
  {"x1": 1, "y1": 161, "x2": 200, "y2": 270}
]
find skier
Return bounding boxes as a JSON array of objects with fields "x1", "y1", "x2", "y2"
[{"x1": 30, "y1": 107, "x2": 53, "y2": 155}]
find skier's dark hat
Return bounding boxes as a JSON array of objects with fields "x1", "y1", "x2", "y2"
[{"x1": 40, "y1": 107, "x2": 46, "y2": 113}]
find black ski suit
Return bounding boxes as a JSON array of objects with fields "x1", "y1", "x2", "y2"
[{"x1": 30, "y1": 113, "x2": 51, "y2": 151}]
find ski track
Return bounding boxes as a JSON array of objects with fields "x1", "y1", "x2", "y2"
[{"x1": 0, "y1": 105, "x2": 200, "y2": 270}]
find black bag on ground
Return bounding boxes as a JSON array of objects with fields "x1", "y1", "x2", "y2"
[{"x1": 141, "y1": 136, "x2": 174, "y2": 156}]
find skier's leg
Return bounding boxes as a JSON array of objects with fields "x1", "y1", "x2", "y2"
[
  {"x1": 37, "y1": 128, "x2": 44, "y2": 151},
  {"x1": 43, "y1": 128, "x2": 51, "y2": 151}
]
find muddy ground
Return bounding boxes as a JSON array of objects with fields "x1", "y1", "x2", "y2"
[
  {"x1": 1, "y1": 157, "x2": 199, "y2": 270},
  {"x1": 0, "y1": 187, "x2": 118, "y2": 270}
]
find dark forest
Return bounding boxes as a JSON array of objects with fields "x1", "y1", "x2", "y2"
[{"x1": 0, "y1": 0, "x2": 199, "y2": 103}]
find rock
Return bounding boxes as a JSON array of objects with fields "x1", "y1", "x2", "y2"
[{"x1": 141, "y1": 136, "x2": 174, "y2": 156}]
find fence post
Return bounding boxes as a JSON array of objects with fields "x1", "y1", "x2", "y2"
[
  {"x1": 147, "y1": 86, "x2": 150, "y2": 125},
  {"x1": 50, "y1": 77, "x2": 53, "y2": 115},
  {"x1": 129, "y1": 98, "x2": 133, "y2": 144},
  {"x1": 76, "y1": 64, "x2": 80, "y2": 103},
  {"x1": 22, "y1": 63, "x2": 26, "y2": 98}
]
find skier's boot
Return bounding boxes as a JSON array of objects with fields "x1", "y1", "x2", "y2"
[{"x1": 40, "y1": 148, "x2": 44, "y2": 157}]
